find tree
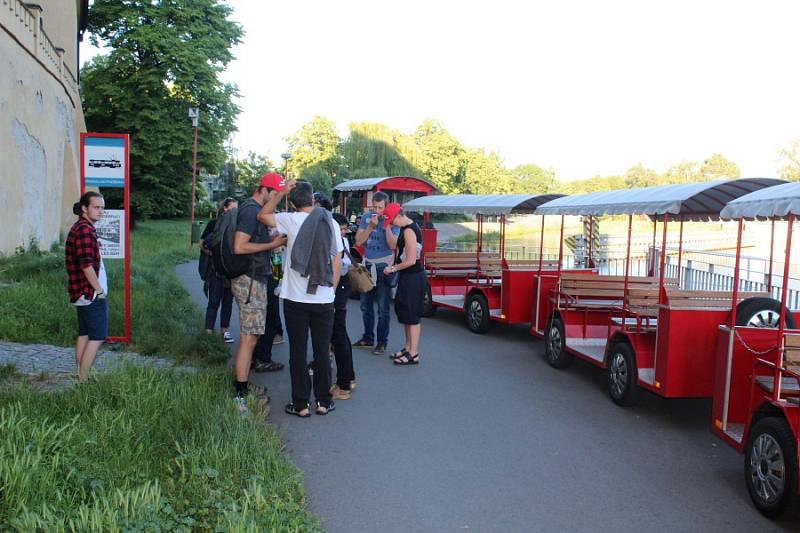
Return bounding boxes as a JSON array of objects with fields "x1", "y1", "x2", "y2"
[
  {"x1": 413, "y1": 120, "x2": 465, "y2": 194},
  {"x1": 700, "y1": 153, "x2": 740, "y2": 180},
  {"x1": 624, "y1": 163, "x2": 659, "y2": 188},
  {"x1": 81, "y1": 0, "x2": 242, "y2": 218},
  {"x1": 231, "y1": 152, "x2": 272, "y2": 193},
  {"x1": 779, "y1": 140, "x2": 800, "y2": 181},
  {"x1": 286, "y1": 116, "x2": 342, "y2": 189},
  {"x1": 512, "y1": 163, "x2": 558, "y2": 194},
  {"x1": 462, "y1": 149, "x2": 515, "y2": 194}
]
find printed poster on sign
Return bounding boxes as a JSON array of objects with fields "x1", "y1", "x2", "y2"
[
  {"x1": 95, "y1": 210, "x2": 125, "y2": 259},
  {"x1": 84, "y1": 136, "x2": 125, "y2": 187}
]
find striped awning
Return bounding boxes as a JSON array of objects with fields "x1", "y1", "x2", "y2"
[
  {"x1": 720, "y1": 182, "x2": 800, "y2": 219},
  {"x1": 535, "y1": 178, "x2": 786, "y2": 220},
  {"x1": 402, "y1": 193, "x2": 564, "y2": 215}
]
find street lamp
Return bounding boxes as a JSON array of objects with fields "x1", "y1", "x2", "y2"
[
  {"x1": 188, "y1": 107, "x2": 199, "y2": 226},
  {"x1": 281, "y1": 152, "x2": 291, "y2": 210}
]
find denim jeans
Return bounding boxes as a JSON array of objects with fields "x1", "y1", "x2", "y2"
[
  {"x1": 360, "y1": 262, "x2": 392, "y2": 346},
  {"x1": 204, "y1": 274, "x2": 233, "y2": 331}
]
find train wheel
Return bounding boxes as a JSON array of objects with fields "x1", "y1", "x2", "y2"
[
  {"x1": 465, "y1": 293, "x2": 491, "y2": 334},
  {"x1": 745, "y1": 417, "x2": 800, "y2": 519},
  {"x1": 607, "y1": 343, "x2": 641, "y2": 406},
  {"x1": 544, "y1": 316, "x2": 573, "y2": 369},
  {"x1": 735, "y1": 297, "x2": 796, "y2": 329}
]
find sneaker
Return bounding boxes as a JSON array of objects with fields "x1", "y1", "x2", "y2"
[
  {"x1": 234, "y1": 396, "x2": 248, "y2": 416},
  {"x1": 372, "y1": 344, "x2": 386, "y2": 356},
  {"x1": 223, "y1": 331, "x2": 234, "y2": 344},
  {"x1": 352, "y1": 338, "x2": 374, "y2": 348},
  {"x1": 330, "y1": 385, "x2": 352, "y2": 400},
  {"x1": 350, "y1": 380, "x2": 357, "y2": 391},
  {"x1": 272, "y1": 334, "x2": 285, "y2": 345}
]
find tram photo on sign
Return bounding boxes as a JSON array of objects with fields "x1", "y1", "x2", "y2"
[{"x1": 84, "y1": 136, "x2": 126, "y2": 188}]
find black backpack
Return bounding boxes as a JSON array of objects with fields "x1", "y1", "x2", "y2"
[{"x1": 209, "y1": 208, "x2": 252, "y2": 279}]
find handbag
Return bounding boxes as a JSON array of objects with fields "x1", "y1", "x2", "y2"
[{"x1": 344, "y1": 247, "x2": 375, "y2": 293}]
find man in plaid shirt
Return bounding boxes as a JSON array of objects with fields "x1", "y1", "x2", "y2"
[{"x1": 65, "y1": 191, "x2": 108, "y2": 382}]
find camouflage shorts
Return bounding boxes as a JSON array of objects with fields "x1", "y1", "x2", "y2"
[{"x1": 231, "y1": 274, "x2": 267, "y2": 335}]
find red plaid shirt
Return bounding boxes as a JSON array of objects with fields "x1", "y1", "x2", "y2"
[{"x1": 65, "y1": 217, "x2": 100, "y2": 303}]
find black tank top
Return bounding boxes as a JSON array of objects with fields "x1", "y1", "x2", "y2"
[{"x1": 395, "y1": 223, "x2": 423, "y2": 274}]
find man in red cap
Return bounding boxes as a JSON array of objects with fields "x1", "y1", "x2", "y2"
[{"x1": 230, "y1": 172, "x2": 287, "y2": 413}]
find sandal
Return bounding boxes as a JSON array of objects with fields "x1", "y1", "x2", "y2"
[
  {"x1": 253, "y1": 361, "x2": 284, "y2": 373},
  {"x1": 315, "y1": 401, "x2": 336, "y2": 415},
  {"x1": 393, "y1": 353, "x2": 420, "y2": 365},
  {"x1": 285, "y1": 403, "x2": 310, "y2": 418},
  {"x1": 390, "y1": 348, "x2": 410, "y2": 360}
]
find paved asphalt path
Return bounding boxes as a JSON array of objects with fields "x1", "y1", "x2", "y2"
[{"x1": 177, "y1": 262, "x2": 789, "y2": 533}]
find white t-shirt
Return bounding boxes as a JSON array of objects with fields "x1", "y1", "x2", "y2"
[{"x1": 276, "y1": 211, "x2": 343, "y2": 304}]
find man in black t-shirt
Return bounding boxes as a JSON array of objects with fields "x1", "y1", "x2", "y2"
[{"x1": 230, "y1": 173, "x2": 287, "y2": 412}]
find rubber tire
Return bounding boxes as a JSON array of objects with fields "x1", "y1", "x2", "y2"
[
  {"x1": 465, "y1": 292, "x2": 491, "y2": 334},
  {"x1": 745, "y1": 417, "x2": 800, "y2": 519},
  {"x1": 735, "y1": 297, "x2": 796, "y2": 329},
  {"x1": 607, "y1": 343, "x2": 641, "y2": 407},
  {"x1": 422, "y1": 282, "x2": 436, "y2": 318},
  {"x1": 544, "y1": 316, "x2": 573, "y2": 369}
]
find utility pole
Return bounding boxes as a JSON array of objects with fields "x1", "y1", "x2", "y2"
[
  {"x1": 189, "y1": 107, "x2": 200, "y2": 224},
  {"x1": 281, "y1": 152, "x2": 291, "y2": 211}
]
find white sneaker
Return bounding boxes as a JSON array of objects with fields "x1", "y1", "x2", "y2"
[
  {"x1": 223, "y1": 331, "x2": 234, "y2": 344},
  {"x1": 272, "y1": 334, "x2": 285, "y2": 345}
]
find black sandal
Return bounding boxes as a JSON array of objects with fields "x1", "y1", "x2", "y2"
[
  {"x1": 285, "y1": 403, "x2": 310, "y2": 418},
  {"x1": 315, "y1": 401, "x2": 335, "y2": 415},
  {"x1": 390, "y1": 348, "x2": 410, "y2": 359},
  {"x1": 393, "y1": 353, "x2": 419, "y2": 365}
]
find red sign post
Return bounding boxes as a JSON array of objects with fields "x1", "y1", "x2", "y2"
[{"x1": 79, "y1": 132, "x2": 131, "y2": 343}]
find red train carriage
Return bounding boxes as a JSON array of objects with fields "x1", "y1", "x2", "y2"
[
  {"x1": 402, "y1": 193, "x2": 569, "y2": 333},
  {"x1": 714, "y1": 182, "x2": 800, "y2": 518},
  {"x1": 533, "y1": 178, "x2": 785, "y2": 406}
]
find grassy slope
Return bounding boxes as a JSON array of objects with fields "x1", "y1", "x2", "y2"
[
  {"x1": 0, "y1": 365, "x2": 320, "y2": 531},
  {"x1": 0, "y1": 219, "x2": 226, "y2": 364}
]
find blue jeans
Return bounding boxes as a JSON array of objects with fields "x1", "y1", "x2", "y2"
[{"x1": 360, "y1": 262, "x2": 392, "y2": 346}]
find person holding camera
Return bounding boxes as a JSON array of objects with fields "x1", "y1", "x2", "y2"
[{"x1": 352, "y1": 191, "x2": 399, "y2": 356}]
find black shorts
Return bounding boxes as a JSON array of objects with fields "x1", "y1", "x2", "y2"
[
  {"x1": 76, "y1": 298, "x2": 108, "y2": 341},
  {"x1": 394, "y1": 270, "x2": 425, "y2": 325}
]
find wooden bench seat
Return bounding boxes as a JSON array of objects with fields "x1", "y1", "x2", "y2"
[
  {"x1": 504, "y1": 259, "x2": 560, "y2": 271},
  {"x1": 424, "y1": 252, "x2": 502, "y2": 277},
  {"x1": 557, "y1": 273, "x2": 678, "y2": 310},
  {"x1": 784, "y1": 334, "x2": 800, "y2": 375},
  {"x1": 664, "y1": 290, "x2": 769, "y2": 309}
]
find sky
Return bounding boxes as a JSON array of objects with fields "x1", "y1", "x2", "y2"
[{"x1": 81, "y1": 0, "x2": 800, "y2": 181}]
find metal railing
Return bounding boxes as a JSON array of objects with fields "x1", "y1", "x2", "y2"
[{"x1": 437, "y1": 239, "x2": 800, "y2": 309}]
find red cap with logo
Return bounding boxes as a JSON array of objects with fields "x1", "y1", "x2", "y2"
[
  {"x1": 260, "y1": 172, "x2": 284, "y2": 191},
  {"x1": 383, "y1": 202, "x2": 401, "y2": 227}
]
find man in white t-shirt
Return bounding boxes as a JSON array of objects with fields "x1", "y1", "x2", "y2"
[{"x1": 258, "y1": 179, "x2": 343, "y2": 417}]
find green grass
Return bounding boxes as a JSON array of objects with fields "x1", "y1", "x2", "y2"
[
  {"x1": 0, "y1": 220, "x2": 226, "y2": 364},
  {"x1": 0, "y1": 363, "x2": 18, "y2": 382},
  {"x1": 0, "y1": 364, "x2": 320, "y2": 532}
]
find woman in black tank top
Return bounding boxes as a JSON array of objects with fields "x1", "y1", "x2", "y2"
[{"x1": 382, "y1": 204, "x2": 425, "y2": 365}]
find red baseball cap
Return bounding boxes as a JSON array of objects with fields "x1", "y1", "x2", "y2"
[
  {"x1": 383, "y1": 202, "x2": 401, "y2": 227},
  {"x1": 260, "y1": 172, "x2": 284, "y2": 191}
]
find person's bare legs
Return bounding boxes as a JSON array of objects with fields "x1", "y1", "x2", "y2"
[
  {"x1": 75, "y1": 335, "x2": 88, "y2": 367},
  {"x1": 235, "y1": 333, "x2": 259, "y2": 382},
  {"x1": 408, "y1": 324, "x2": 421, "y2": 355},
  {"x1": 404, "y1": 324, "x2": 411, "y2": 351},
  {"x1": 78, "y1": 340, "x2": 104, "y2": 382}
]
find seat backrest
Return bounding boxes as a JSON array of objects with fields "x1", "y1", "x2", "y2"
[
  {"x1": 504, "y1": 259, "x2": 560, "y2": 271},
  {"x1": 665, "y1": 290, "x2": 769, "y2": 309},
  {"x1": 785, "y1": 334, "x2": 800, "y2": 369}
]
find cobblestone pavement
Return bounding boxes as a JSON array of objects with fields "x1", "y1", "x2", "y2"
[{"x1": 0, "y1": 340, "x2": 175, "y2": 378}]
